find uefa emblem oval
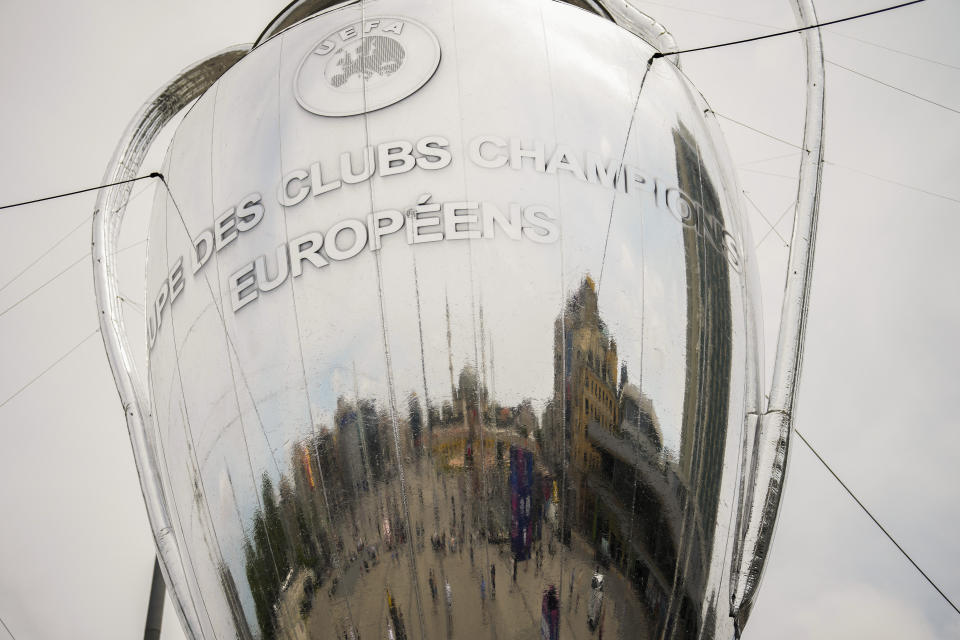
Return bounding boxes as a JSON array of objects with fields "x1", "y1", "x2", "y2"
[{"x1": 295, "y1": 16, "x2": 441, "y2": 117}]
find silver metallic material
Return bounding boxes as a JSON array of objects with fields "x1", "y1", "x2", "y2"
[
  {"x1": 93, "y1": 1, "x2": 824, "y2": 638},
  {"x1": 729, "y1": 0, "x2": 825, "y2": 630},
  {"x1": 92, "y1": 45, "x2": 252, "y2": 640},
  {"x1": 596, "y1": 1, "x2": 679, "y2": 60}
]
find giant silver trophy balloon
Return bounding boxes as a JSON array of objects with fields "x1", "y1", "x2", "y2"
[{"x1": 92, "y1": 1, "x2": 824, "y2": 638}]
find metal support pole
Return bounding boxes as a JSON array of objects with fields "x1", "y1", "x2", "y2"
[{"x1": 145, "y1": 557, "x2": 166, "y2": 640}]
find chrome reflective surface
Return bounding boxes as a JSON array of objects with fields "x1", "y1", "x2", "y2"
[
  {"x1": 728, "y1": 0, "x2": 824, "y2": 628},
  {"x1": 139, "y1": 1, "x2": 768, "y2": 638},
  {"x1": 255, "y1": 0, "x2": 678, "y2": 57},
  {"x1": 92, "y1": 45, "x2": 253, "y2": 640}
]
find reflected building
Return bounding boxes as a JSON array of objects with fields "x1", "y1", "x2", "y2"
[
  {"x1": 536, "y1": 123, "x2": 736, "y2": 640},
  {"x1": 125, "y1": 1, "x2": 768, "y2": 638}
]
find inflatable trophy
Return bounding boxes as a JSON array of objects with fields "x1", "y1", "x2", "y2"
[{"x1": 93, "y1": 1, "x2": 824, "y2": 638}]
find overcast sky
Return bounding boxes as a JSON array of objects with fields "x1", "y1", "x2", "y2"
[{"x1": 0, "y1": 1, "x2": 958, "y2": 639}]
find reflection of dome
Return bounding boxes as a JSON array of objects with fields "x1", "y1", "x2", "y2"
[{"x1": 327, "y1": 36, "x2": 406, "y2": 88}]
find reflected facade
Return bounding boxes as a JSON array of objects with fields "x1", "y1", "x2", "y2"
[{"x1": 143, "y1": 1, "x2": 762, "y2": 638}]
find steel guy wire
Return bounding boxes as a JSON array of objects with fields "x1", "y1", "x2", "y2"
[
  {"x1": 743, "y1": 190, "x2": 790, "y2": 247},
  {"x1": 738, "y1": 168, "x2": 798, "y2": 181},
  {"x1": 713, "y1": 111, "x2": 960, "y2": 204},
  {"x1": 651, "y1": 0, "x2": 928, "y2": 60},
  {"x1": 795, "y1": 428, "x2": 960, "y2": 617},
  {"x1": 0, "y1": 173, "x2": 160, "y2": 212},
  {"x1": 0, "y1": 328, "x2": 101, "y2": 410},
  {"x1": 824, "y1": 30, "x2": 960, "y2": 71},
  {"x1": 0, "y1": 612, "x2": 14, "y2": 640},
  {"x1": 0, "y1": 176, "x2": 156, "y2": 296},
  {"x1": 0, "y1": 213, "x2": 92, "y2": 296},
  {"x1": 827, "y1": 58, "x2": 960, "y2": 114},
  {"x1": 711, "y1": 111, "x2": 805, "y2": 150},
  {"x1": 756, "y1": 200, "x2": 797, "y2": 249},
  {"x1": 824, "y1": 161, "x2": 960, "y2": 204},
  {"x1": 0, "y1": 238, "x2": 149, "y2": 321},
  {"x1": 641, "y1": 0, "x2": 960, "y2": 71},
  {"x1": 739, "y1": 151, "x2": 801, "y2": 168},
  {"x1": 0, "y1": 252, "x2": 89, "y2": 320}
]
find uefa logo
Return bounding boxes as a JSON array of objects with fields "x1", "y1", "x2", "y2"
[{"x1": 295, "y1": 16, "x2": 441, "y2": 117}]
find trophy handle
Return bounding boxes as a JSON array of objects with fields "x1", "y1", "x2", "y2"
[
  {"x1": 91, "y1": 44, "x2": 251, "y2": 640},
  {"x1": 729, "y1": 0, "x2": 825, "y2": 631},
  {"x1": 596, "y1": 0, "x2": 680, "y2": 62}
]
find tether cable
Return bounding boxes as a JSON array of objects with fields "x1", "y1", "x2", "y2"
[
  {"x1": 0, "y1": 328, "x2": 100, "y2": 410},
  {"x1": 827, "y1": 31, "x2": 960, "y2": 71},
  {"x1": 0, "y1": 238, "x2": 149, "y2": 321},
  {"x1": 0, "y1": 611, "x2": 15, "y2": 640},
  {"x1": 0, "y1": 178, "x2": 155, "y2": 295},
  {"x1": 825, "y1": 161, "x2": 960, "y2": 204},
  {"x1": 827, "y1": 59, "x2": 960, "y2": 115},
  {"x1": 755, "y1": 200, "x2": 796, "y2": 249},
  {"x1": 652, "y1": 0, "x2": 927, "y2": 59},
  {"x1": 0, "y1": 253, "x2": 89, "y2": 320},
  {"x1": 710, "y1": 111, "x2": 805, "y2": 150},
  {"x1": 795, "y1": 429, "x2": 960, "y2": 616},
  {"x1": 742, "y1": 190, "x2": 789, "y2": 247},
  {"x1": 639, "y1": 0, "x2": 960, "y2": 71},
  {"x1": 0, "y1": 173, "x2": 161, "y2": 212},
  {"x1": 0, "y1": 214, "x2": 92, "y2": 295},
  {"x1": 712, "y1": 111, "x2": 960, "y2": 204}
]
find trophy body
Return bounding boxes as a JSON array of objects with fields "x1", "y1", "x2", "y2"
[{"x1": 143, "y1": 1, "x2": 763, "y2": 637}]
